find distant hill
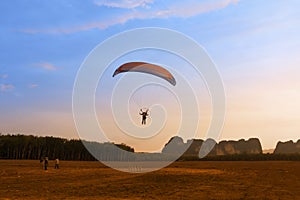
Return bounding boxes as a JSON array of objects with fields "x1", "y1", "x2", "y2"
[
  {"x1": 263, "y1": 149, "x2": 274, "y2": 154},
  {"x1": 274, "y1": 140, "x2": 300, "y2": 154}
]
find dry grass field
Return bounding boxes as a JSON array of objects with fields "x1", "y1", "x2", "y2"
[{"x1": 0, "y1": 160, "x2": 299, "y2": 200}]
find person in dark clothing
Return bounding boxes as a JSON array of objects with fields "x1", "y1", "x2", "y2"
[
  {"x1": 39, "y1": 158, "x2": 44, "y2": 169},
  {"x1": 139, "y1": 109, "x2": 149, "y2": 125},
  {"x1": 44, "y1": 157, "x2": 48, "y2": 170}
]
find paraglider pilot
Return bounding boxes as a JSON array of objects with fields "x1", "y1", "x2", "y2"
[{"x1": 139, "y1": 109, "x2": 149, "y2": 125}]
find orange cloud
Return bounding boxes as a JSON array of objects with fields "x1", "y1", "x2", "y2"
[
  {"x1": 33, "y1": 62, "x2": 58, "y2": 71},
  {"x1": 29, "y1": 84, "x2": 39, "y2": 89},
  {"x1": 0, "y1": 84, "x2": 15, "y2": 92}
]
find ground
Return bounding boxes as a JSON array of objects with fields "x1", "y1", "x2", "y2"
[{"x1": 0, "y1": 160, "x2": 299, "y2": 199}]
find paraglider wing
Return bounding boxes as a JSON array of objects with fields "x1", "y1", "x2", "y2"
[{"x1": 112, "y1": 62, "x2": 176, "y2": 86}]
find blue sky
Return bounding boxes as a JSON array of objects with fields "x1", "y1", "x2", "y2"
[{"x1": 1, "y1": 0, "x2": 300, "y2": 151}]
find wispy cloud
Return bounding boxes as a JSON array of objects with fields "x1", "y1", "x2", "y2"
[
  {"x1": 33, "y1": 62, "x2": 58, "y2": 71},
  {"x1": 0, "y1": 84, "x2": 15, "y2": 92},
  {"x1": 28, "y1": 84, "x2": 39, "y2": 89},
  {"x1": 1, "y1": 74, "x2": 8, "y2": 79},
  {"x1": 165, "y1": 0, "x2": 239, "y2": 18},
  {"x1": 94, "y1": 0, "x2": 154, "y2": 9},
  {"x1": 21, "y1": 12, "x2": 141, "y2": 34},
  {"x1": 21, "y1": 0, "x2": 239, "y2": 34}
]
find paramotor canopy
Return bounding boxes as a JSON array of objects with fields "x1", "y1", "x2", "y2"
[{"x1": 112, "y1": 62, "x2": 176, "y2": 86}]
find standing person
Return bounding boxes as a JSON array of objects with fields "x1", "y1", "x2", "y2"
[
  {"x1": 39, "y1": 158, "x2": 44, "y2": 169},
  {"x1": 139, "y1": 109, "x2": 149, "y2": 125},
  {"x1": 54, "y1": 158, "x2": 60, "y2": 169},
  {"x1": 44, "y1": 157, "x2": 48, "y2": 170}
]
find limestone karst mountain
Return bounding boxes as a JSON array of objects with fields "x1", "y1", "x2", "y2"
[
  {"x1": 274, "y1": 140, "x2": 300, "y2": 154},
  {"x1": 162, "y1": 137, "x2": 263, "y2": 156}
]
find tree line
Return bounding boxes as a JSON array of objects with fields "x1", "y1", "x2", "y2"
[
  {"x1": 1, "y1": 134, "x2": 299, "y2": 161},
  {"x1": 0, "y1": 134, "x2": 134, "y2": 161}
]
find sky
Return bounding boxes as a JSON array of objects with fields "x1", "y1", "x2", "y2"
[{"x1": 0, "y1": 0, "x2": 300, "y2": 151}]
